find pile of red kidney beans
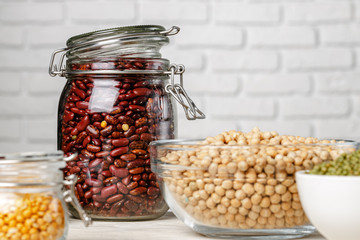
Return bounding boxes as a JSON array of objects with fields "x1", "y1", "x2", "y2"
[{"x1": 61, "y1": 59, "x2": 174, "y2": 217}]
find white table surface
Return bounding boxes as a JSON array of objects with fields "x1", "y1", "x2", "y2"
[{"x1": 67, "y1": 211, "x2": 326, "y2": 240}]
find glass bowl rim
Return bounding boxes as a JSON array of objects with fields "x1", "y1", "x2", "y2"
[{"x1": 150, "y1": 138, "x2": 359, "y2": 150}]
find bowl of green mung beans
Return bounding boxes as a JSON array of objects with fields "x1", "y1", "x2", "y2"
[{"x1": 296, "y1": 149, "x2": 360, "y2": 240}]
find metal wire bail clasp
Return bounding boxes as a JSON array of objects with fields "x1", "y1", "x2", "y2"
[
  {"x1": 165, "y1": 64, "x2": 206, "y2": 120},
  {"x1": 63, "y1": 175, "x2": 92, "y2": 227},
  {"x1": 49, "y1": 48, "x2": 67, "y2": 77}
]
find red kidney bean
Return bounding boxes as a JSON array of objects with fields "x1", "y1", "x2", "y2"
[
  {"x1": 101, "y1": 185, "x2": 118, "y2": 199},
  {"x1": 63, "y1": 110, "x2": 74, "y2": 123},
  {"x1": 129, "y1": 141, "x2": 146, "y2": 150},
  {"x1": 70, "y1": 166, "x2": 81, "y2": 174},
  {"x1": 149, "y1": 181, "x2": 157, "y2": 187},
  {"x1": 114, "y1": 159, "x2": 126, "y2": 168},
  {"x1": 92, "y1": 113, "x2": 102, "y2": 122},
  {"x1": 119, "y1": 101, "x2": 129, "y2": 107},
  {"x1": 107, "y1": 194, "x2": 124, "y2": 204},
  {"x1": 76, "y1": 80, "x2": 87, "y2": 90},
  {"x1": 129, "y1": 105, "x2": 145, "y2": 112},
  {"x1": 140, "y1": 133, "x2": 152, "y2": 142},
  {"x1": 132, "y1": 149, "x2": 147, "y2": 155},
  {"x1": 95, "y1": 151, "x2": 109, "y2": 158},
  {"x1": 68, "y1": 95, "x2": 81, "y2": 102},
  {"x1": 112, "y1": 138, "x2": 129, "y2": 147},
  {"x1": 87, "y1": 144, "x2": 101, "y2": 153},
  {"x1": 149, "y1": 173, "x2": 156, "y2": 181},
  {"x1": 104, "y1": 177, "x2": 120, "y2": 185},
  {"x1": 88, "y1": 158, "x2": 102, "y2": 169},
  {"x1": 142, "y1": 173, "x2": 149, "y2": 181},
  {"x1": 110, "y1": 146, "x2": 129, "y2": 157},
  {"x1": 76, "y1": 101, "x2": 89, "y2": 109},
  {"x1": 76, "y1": 184, "x2": 84, "y2": 198},
  {"x1": 73, "y1": 87, "x2": 86, "y2": 99},
  {"x1": 110, "y1": 106, "x2": 123, "y2": 115},
  {"x1": 126, "y1": 182, "x2": 138, "y2": 190},
  {"x1": 133, "y1": 81, "x2": 148, "y2": 88},
  {"x1": 139, "y1": 180, "x2": 147, "y2": 187},
  {"x1": 124, "y1": 126, "x2": 136, "y2": 138},
  {"x1": 86, "y1": 125, "x2": 99, "y2": 138},
  {"x1": 111, "y1": 131, "x2": 123, "y2": 138},
  {"x1": 77, "y1": 161, "x2": 86, "y2": 168},
  {"x1": 82, "y1": 135, "x2": 91, "y2": 148},
  {"x1": 85, "y1": 178, "x2": 102, "y2": 187},
  {"x1": 100, "y1": 125, "x2": 113, "y2": 137},
  {"x1": 71, "y1": 108, "x2": 86, "y2": 116},
  {"x1": 130, "y1": 187, "x2": 147, "y2": 195},
  {"x1": 93, "y1": 194, "x2": 106, "y2": 203},
  {"x1": 102, "y1": 144, "x2": 112, "y2": 151},
  {"x1": 132, "y1": 175, "x2": 141, "y2": 182},
  {"x1": 128, "y1": 134, "x2": 140, "y2": 142},
  {"x1": 92, "y1": 138, "x2": 101, "y2": 146},
  {"x1": 122, "y1": 175, "x2": 131, "y2": 185},
  {"x1": 135, "y1": 126, "x2": 148, "y2": 135},
  {"x1": 84, "y1": 190, "x2": 93, "y2": 199},
  {"x1": 134, "y1": 117, "x2": 147, "y2": 128},
  {"x1": 105, "y1": 115, "x2": 118, "y2": 125},
  {"x1": 82, "y1": 182, "x2": 89, "y2": 190},
  {"x1": 82, "y1": 149, "x2": 95, "y2": 159},
  {"x1": 120, "y1": 153, "x2": 137, "y2": 161},
  {"x1": 118, "y1": 115, "x2": 134, "y2": 125},
  {"x1": 91, "y1": 187, "x2": 102, "y2": 194},
  {"x1": 132, "y1": 97, "x2": 147, "y2": 105},
  {"x1": 76, "y1": 116, "x2": 90, "y2": 132},
  {"x1": 147, "y1": 186, "x2": 160, "y2": 196},
  {"x1": 133, "y1": 88, "x2": 150, "y2": 96},
  {"x1": 70, "y1": 127, "x2": 79, "y2": 136},
  {"x1": 109, "y1": 165, "x2": 129, "y2": 178},
  {"x1": 127, "y1": 159, "x2": 145, "y2": 169},
  {"x1": 109, "y1": 199, "x2": 125, "y2": 215},
  {"x1": 93, "y1": 201, "x2": 103, "y2": 208},
  {"x1": 102, "y1": 170, "x2": 112, "y2": 178},
  {"x1": 116, "y1": 182, "x2": 129, "y2": 194},
  {"x1": 93, "y1": 122, "x2": 102, "y2": 129},
  {"x1": 134, "y1": 62, "x2": 144, "y2": 69},
  {"x1": 129, "y1": 167, "x2": 144, "y2": 175}
]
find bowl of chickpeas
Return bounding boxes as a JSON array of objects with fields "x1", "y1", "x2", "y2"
[{"x1": 150, "y1": 128, "x2": 357, "y2": 239}]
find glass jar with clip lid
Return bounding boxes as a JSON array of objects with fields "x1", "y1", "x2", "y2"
[
  {"x1": 48, "y1": 25, "x2": 205, "y2": 220},
  {"x1": 0, "y1": 151, "x2": 91, "y2": 240}
]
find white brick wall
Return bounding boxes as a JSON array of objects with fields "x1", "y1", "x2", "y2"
[{"x1": 1, "y1": 0, "x2": 360, "y2": 153}]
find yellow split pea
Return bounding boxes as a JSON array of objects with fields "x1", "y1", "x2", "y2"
[{"x1": 0, "y1": 193, "x2": 65, "y2": 240}]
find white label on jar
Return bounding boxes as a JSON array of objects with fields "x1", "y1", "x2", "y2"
[{"x1": 89, "y1": 80, "x2": 119, "y2": 113}]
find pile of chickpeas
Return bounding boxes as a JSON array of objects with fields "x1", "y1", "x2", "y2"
[
  {"x1": 0, "y1": 193, "x2": 65, "y2": 240},
  {"x1": 160, "y1": 128, "x2": 352, "y2": 229}
]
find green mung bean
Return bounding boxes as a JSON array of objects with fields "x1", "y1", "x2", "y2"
[{"x1": 309, "y1": 150, "x2": 360, "y2": 176}]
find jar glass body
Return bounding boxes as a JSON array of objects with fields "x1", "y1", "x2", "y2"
[
  {"x1": 58, "y1": 58, "x2": 176, "y2": 220},
  {"x1": 0, "y1": 152, "x2": 70, "y2": 240}
]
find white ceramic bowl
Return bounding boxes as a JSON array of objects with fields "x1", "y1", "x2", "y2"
[{"x1": 296, "y1": 171, "x2": 360, "y2": 240}]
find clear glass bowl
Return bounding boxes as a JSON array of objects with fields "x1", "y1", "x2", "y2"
[{"x1": 150, "y1": 139, "x2": 358, "y2": 239}]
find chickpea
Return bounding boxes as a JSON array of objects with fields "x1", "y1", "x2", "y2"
[
  {"x1": 225, "y1": 189, "x2": 235, "y2": 199},
  {"x1": 230, "y1": 198, "x2": 241, "y2": 208},
  {"x1": 250, "y1": 194, "x2": 262, "y2": 205},
  {"x1": 242, "y1": 183, "x2": 255, "y2": 196}
]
